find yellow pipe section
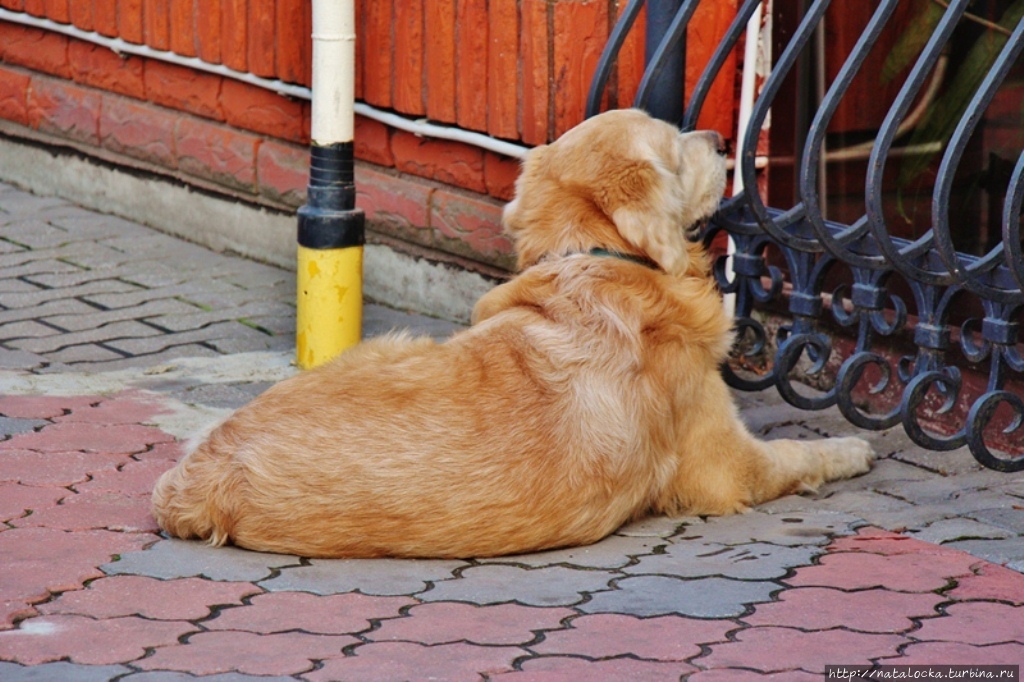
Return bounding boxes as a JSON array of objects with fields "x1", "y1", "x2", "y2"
[{"x1": 296, "y1": 243, "x2": 363, "y2": 369}]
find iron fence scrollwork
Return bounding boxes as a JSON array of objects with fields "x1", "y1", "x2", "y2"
[{"x1": 588, "y1": 0, "x2": 1024, "y2": 471}]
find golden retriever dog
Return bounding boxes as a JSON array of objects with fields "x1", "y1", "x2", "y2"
[{"x1": 152, "y1": 108, "x2": 874, "y2": 559}]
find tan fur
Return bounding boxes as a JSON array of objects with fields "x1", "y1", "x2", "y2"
[{"x1": 152, "y1": 108, "x2": 874, "y2": 559}]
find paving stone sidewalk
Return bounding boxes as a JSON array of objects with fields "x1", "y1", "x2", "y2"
[{"x1": 2, "y1": 181, "x2": 1023, "y2": 680}]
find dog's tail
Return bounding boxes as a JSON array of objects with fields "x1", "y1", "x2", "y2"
[{"x1": 151, "y1": 439, "x2": 242, "y2": 547}]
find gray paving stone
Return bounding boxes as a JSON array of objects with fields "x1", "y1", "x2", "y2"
[
  {"x1": 418, "y1": 564, "x2": 613, "y2": 606},
  {"x1": 580, "y1": 575, "x2": 779, "y2": 618},
  {"x1": 82, "y1": 280, "x2": 239, "y2": 310},
  {"x1": 102, "y1": 538, "x2": 301, "y2": 582},
  {"x1": 107, "y1": 323, "x2": 276, "y2": 356},
  {"x1": 0, "y1": 298, "x2": 103, "y2": 327},
  {"x1": 892, "y1": 445, "x2": 987, "y2": 476},
  {"x1": 615, "y1": 515, "x2": 694, "y2": 538},
  {"x1": 0, "y1": 258, "x2": 83, "y2": 282},
  {"x1": 0, "y1": 662, "x2": 132, "y2": 682},
  {"x1": 968, "y1": 508, "x2": 1024, "y2": 534},
  {"x1": 44, "y1": 343, "x2": 128, "y2": 364},
  {"x1": 0, "y1": 347, "x2": 54, "y2": 371},
  {"x1": 10, "y1": 321, "x2": 163, "y2": 354},
  {"x1": 0, "y1": 416, "x2": 48, "y2": 437},
  {"x1": 477, "y1": 534, "x2": 665, "y2": 569},
  {"x1": 261, "y1": 557, "x2": 467, "y2": 597},
  {"x1": 42, "y1": 299, "x2": 200, "y2": 332},
  {"x1": 0, "y1": 277, "x2": 38, "y2": 293},
  {"x1": 624, "y1": 541, "x2": 820, "y2": 580},
  {"x1": 363, "y1": 304, "x2": 465, "y2": 340},
  {"x1": 944, "y1": 538, "x2": 1024, "y2": 566},
  {"x1": 56, "y1": 344, "x2": 223, "y2": 371},
  {"x1": 909, "y1": 518, "x2": 1014, "y2": 545},
  {"x1": 152, "y1": 302, "x2": 295, "y2": 333},
  {"x1": 0, "y1": 320, "x2": 63, "y2": 340},
  {"x1": 674, "y1": 511, "x2": 862, "y2": 547}
]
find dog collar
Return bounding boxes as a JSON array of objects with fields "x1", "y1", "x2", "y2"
[{"x1": 587, "y1": 248, "x2": 661, "y2": 270}]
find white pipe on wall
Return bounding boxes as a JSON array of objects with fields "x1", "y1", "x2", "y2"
[{"x1": 310, "y1": 0, "x2": 355, "y2": 145}]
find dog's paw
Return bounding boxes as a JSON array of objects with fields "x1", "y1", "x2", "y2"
[{"x1": 815, "y1": 436, "x2": 876, "y2": 481}]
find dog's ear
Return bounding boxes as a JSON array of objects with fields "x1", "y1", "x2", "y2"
[{"x1": 599, "y1": 160, "x2": 689, "y2": 275}]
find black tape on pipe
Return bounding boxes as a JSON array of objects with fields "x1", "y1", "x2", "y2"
[{"x1": 298, "y1": 142, "x2": 365, "y2": 249}]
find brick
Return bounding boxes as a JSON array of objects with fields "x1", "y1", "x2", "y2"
[
  {"x1": 144, "y1": 60, "x2": 223, "y2": 121},
  {"x1": 206, "y1": 592, "x2": 413, "y2": 635},
  {"x1": 196, "y1": 0, "x2": 221, "y2": 63},
  {"x1": 424, "y1": 0, "x2": 456, "y2": 123},
  {"x1": 143, "y1": 0, "x2": 170, "y2": 50},
  {"x1": 513, "y1": 656, "x2": 696, "y2": 681},
  {"x1": 2, "y1": 421, "x2": 173, "y2": 454},
  {"x1": 948, "y1": 562, "x2": 1024, "y2": 605},
  {"x1": 220, "y1": 79, "x2": 304, "y2": 141},
  {"x1": 0, "y1": 615, "x2": 193, "y2": 666},
  {"x1": 307, "y1": 642, "x2": 521, "y2": 682},
  {"x1": 744, "y1": 587, "x2": 942, "y2": 633},
  {"x1": 221, "y1": 0, "x2": 247, "y2": 71},
  {"x1": 487, "y1": 0, "x2": 518, "y2": 140},
  {"x1": 176, "y1": 117, "x2": 259, "y2": 191},
  {"x1": 26, "y1": 77, "x2": 101, "y2": 145},
  {"x1": 484, "y1": 151, "x2": 520, "y2": 201},
  {"x1": 392, "y1": 131, "x2": 485, "y2": 193},
  {"x1": 45, "y1": 343, "x2": 127, "y2": 364},
  {"x1": 100, "y1": 95, "x2": 178, "y2": 168},
  {"x1": 256, "y1": 139, "x2": 310, "y2": 205},
  {"x1": 520, "y1": 0, "x2": 550, "y2": 145},
  {"x1": 361, "y1": 0, "x2": 391, "y2": 108},
  {"x1": 581, "y1": 575, "x2": 778, "y2": 618},
  {"x1": 421, "y1": 564, "x2": 611, "y2": 607},
  {"x1": 884, "y1": 641, "x2": 1024, "y2": 666},
  {"x1": 355, "y1": 165, "x2": 431, "y2": 231},
  {"x1": 0, "y1": 395, "x2": 96, "y2": 420},
  {"x1": 0, "y1": 66, "x2": 31, "y2": 127},
  {"x1": 11, "y1": 489, "x2": 160, "y2": 532},
  {"x1": 248, "y1": 0, "x2": 276, "y2": 77},
  {"x1": 0, "y1": 0, "x2": 26, "y2": 10},
  {"x1": 93, "y1": 0, "x2": 118, "y2": 37},
  {"x1": 260, "y1": 557, "x2": 465, "y2": 596},
  {"x1": 372, "y1": 602, "x2": 572, "y2": 646},
  {"x1": 393, "y1": 0, "x2": 424, "y2": 115},
  {"x1": 169, "y1": 0, "x2": 195, "y2": 56},
  {"x1": 43, "y1": 0, "x2": 69, "y2": 22},
  {"x1": 535, "y1": 612, "x2": 732, "y2": 660},
  {"x1": 103, "y1": 538, "x2": 300, "y2": 582},
  {"x1": 74, "y1": 459, "x2": 174, "y2": 496},
  {"x1": 136, "y1": 630, "x2": 356, "y2": 676},
  {"x1": 700, "y1": 627, "x2": 908, "y2": 673},
  {"x1": 688, "y1": 670, "x2": 821, "y2": 682},
  {"x1": 785, "y1": 550, "x2": 978, "y2": 593},
  {"x1": 0, "y1": 449, "x2": 124, "y2": 487},
  {"x1": 455, "y1": 0, "x2": 487, "y2": 131},
  {"x1": 118, "y1": 0, "x2": 143, "y2": 43},
  {"x1": 615, "y1": 1, "x2": 646, "y2": 111},
  {"x1": 354, "y1": 115, "x2": 394, "y2": 166},
  {"x1": 275, "y1": 0, "x2": 308, "y2": 84},
  {"x1": 0, "y1": 662, "x2": 132, "y2": 680},
  {"x1": 69, "y1": 0, "x2": 92, "y2": 30},
  {"x1": 429, "y1": 188, "x2": 513, "y2": 258},
  {"x1": 912, "y1": 602, "x2": 1024, "y2": 644},
  {"x1": 0, "y1": 483, "x2": 68, "y2": 524},
  {"x1": 37, "y1": 576, "x2": 260, "y2": 620},
  {"x1": 8, "y1": 320, "x2": 165, "y2": 354},
  {"x1": 552, "y1": 0, "x2": 608, "y2": 137},
  {"x1": 68, "y1": 41, "x2": 145, "y2": 99},
  {"x1": 0, "y1": 527, "x2": 153, "y2": 607}
]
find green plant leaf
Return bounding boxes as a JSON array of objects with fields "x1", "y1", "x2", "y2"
[{"x1": 882, "y1": 0, "x2": 945, "y2": 84}]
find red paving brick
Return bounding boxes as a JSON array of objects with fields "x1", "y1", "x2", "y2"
[
  {"x1": 0, "y1": 482, "x2": 68, "y2": 523},
  {"x1": 501, "y1": 656, "x2": 696, "y2": 681},
  {"x1": 133, "y1": 439, "x2": 185, "y2": 462},
  {"x1": 911, "y1": 602, "x2": 1024, "y2": 645},
  {"x1": 948, "y1": 562, "x2": 1024, "y2": 605},
  {"x1": 532, "y1": 613, "x2": 733, "y2": 660},
  {"x1": 205, "y1": 591, "x2": 414, "y2": 635},
  {"x1": 36, "y1": 576, "x2": 260, "y2": 620},
  {"x1": 742, "y1": 586, "x2": 942, "y2": 633},
  {"x1": 74, "y1": 458, "x2": 174, "y2": 495},
  {"x1": 697, "y1": 626, "x2": 908, "y2": 673},
  {"x1": 135, "y1": 630, "x2": 358, "y2": 676},
  {"x1": 0, "y1": 395, "x2": 95, "y2": 419},
  {"x1": 0, "y1": 528, "x2": 154, "y2": 624},
  {"x1": 306, "y1": 641, "x2": 524, "y2": 681},
  {"x1": 689, "y1": 671, "x2": 821, "y2": 682},
  {"x1": 0, "y1": 448, "x2": 125, "y2": 486},
  {"x1": 3, "y1": 421, "x2": 173, "y2": 454},
  {"x1": 52, "y1": 392, "x2": 169, "y2": 424},
  {"x1": 10, "y1": 489, "x2": 158, "y2": 532},
  {"x1": 0, "y1": 614, "x2": 195, "y2": 665},
  {"x1": 369, "y1": 602, "x2": 572, "y2": 646},
  {"x1": 784, "y1": 550, "x2": 978, "y2": 592},
  {"x1": 883, "y1": 641, "x2": 1024, "y2": 665}
]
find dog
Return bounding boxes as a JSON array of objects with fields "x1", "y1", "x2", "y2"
[{"x1": 151, "y1": 108, "x2": 874, "y2": 559}]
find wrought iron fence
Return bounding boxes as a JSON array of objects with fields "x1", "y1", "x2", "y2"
[{"x1": 588, "y1": 0, "x2": 1024, "y2": 472}]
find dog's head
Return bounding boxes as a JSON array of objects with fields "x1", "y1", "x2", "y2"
[{"x1": 503, "y1": 108, "x2": 727, "y2": 276}]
